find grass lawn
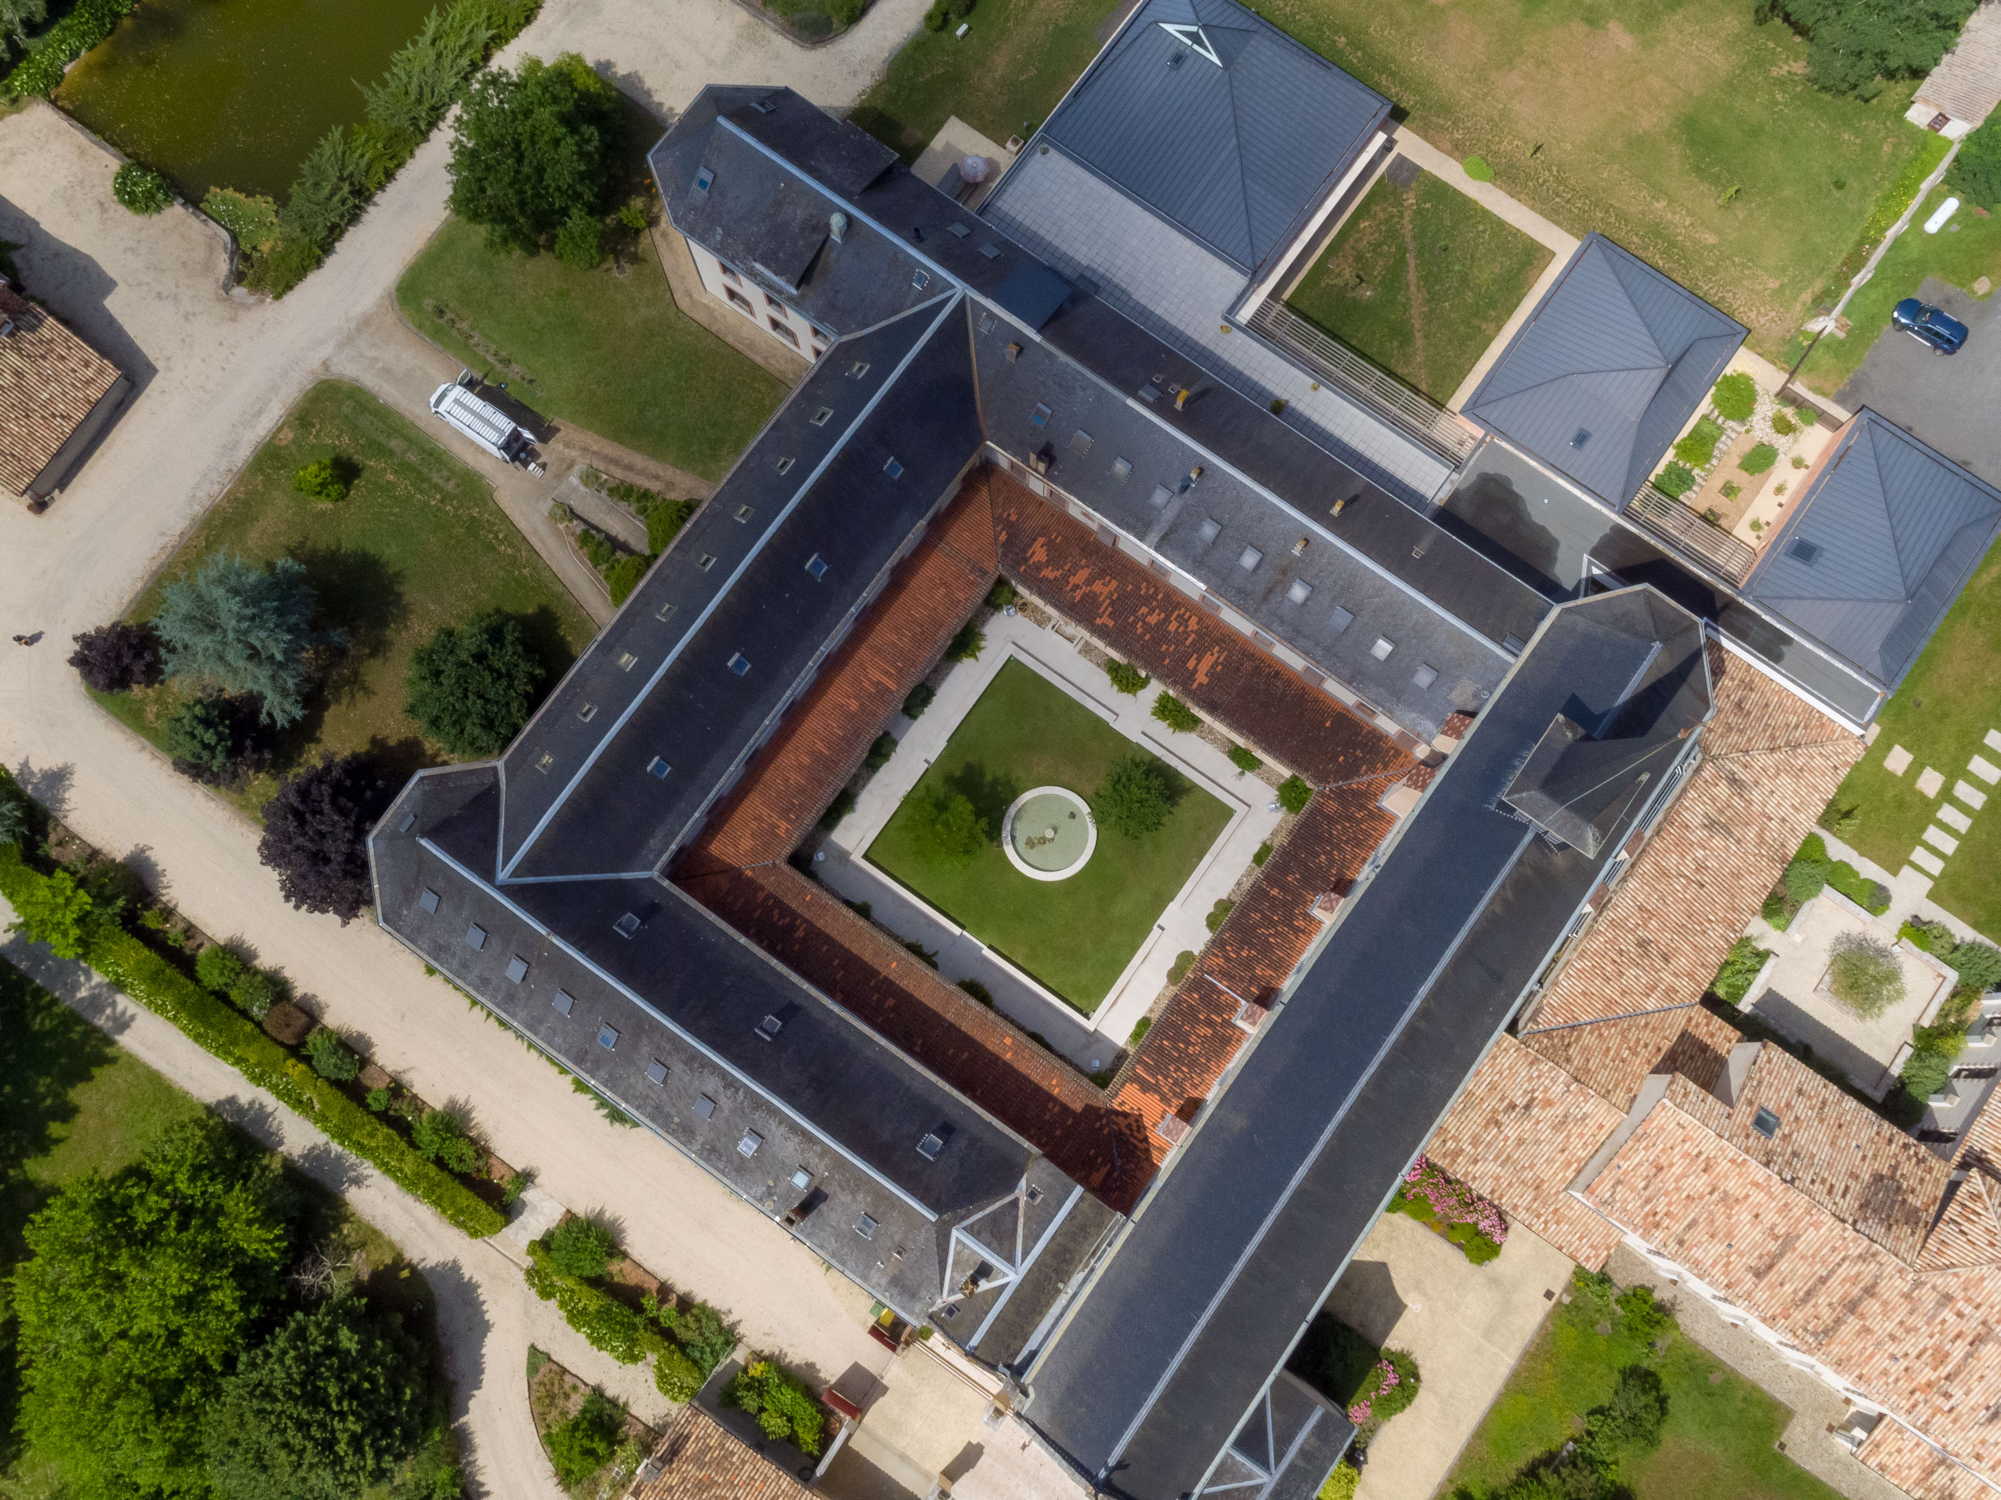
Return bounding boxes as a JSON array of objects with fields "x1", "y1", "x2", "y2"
[
  {"x1": 100, "y1": 379, "x2": 593, "y2": 816},
  {"x1": 866, "y1": 660, "x2": 1229, "y2": 1011},
  {"x1": 1285, "y1": 166, "x2": 1551, "y2": 402},
  {"x1": 1444, "y1": 1275, "x2": 1845, "y2": 1500},
  {"x1": 1821, "y1": 543, "x2": 2001, "y2": 941},
  {"x1": 1241, "y1": 0, "x2": 1932, "y2": 357},
  {"x1": 1797, "y1": 179, "x2": 2001, "y2": 395},
  {"x1": 849, "y1": 0, "x2": 1123, "y2": 160},
  {"x1": 395, "y1": 94, "x2": 784, "y2": 482}
]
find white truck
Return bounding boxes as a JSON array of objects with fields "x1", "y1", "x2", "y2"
[{"x1": 427, "y1": 372, "x2": 543, "y2": 472}]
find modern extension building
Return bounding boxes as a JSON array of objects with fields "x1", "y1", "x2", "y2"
[{"x1": 371, "y1": 5, "x2": 2001, "y2": 1495}]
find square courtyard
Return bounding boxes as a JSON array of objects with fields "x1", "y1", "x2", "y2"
[{"x1": 865, "y1": 659, "x2": 1231, "y2": 1013}]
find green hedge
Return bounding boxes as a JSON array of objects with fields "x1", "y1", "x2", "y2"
[
  {"x1": 0, "y1": 846, "x2": 505, "y2": 1237},
  {"x1": 525, "y1": 1241, "x2": 657, "y2": 1363},
  {"x1": 3, "y1": 0, "x2": 139, "y2": 98}
]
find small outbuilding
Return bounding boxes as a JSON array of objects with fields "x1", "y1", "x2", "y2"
[{"x1": 0, "y1": 277, "x2": 128, "y2": 506}]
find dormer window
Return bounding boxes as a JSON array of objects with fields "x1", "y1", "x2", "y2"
[{"x1": 754, "y1": 1012, "x2": 784, "y2": 1040}]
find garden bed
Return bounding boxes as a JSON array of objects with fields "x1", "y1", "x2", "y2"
[
  {"x1": 1285, "y1": 1314, "x2": 1420, "y2": 1445},
  {"x1": 1760, "y1": 834, "x2": 1889, "y2": 930},
  {"x1": 527, "y1": 1350, "x2": 659, "y2": 1500},
  {"x1": 1389, "y1": 1153, "x2": 1506, "y2": 1263}
]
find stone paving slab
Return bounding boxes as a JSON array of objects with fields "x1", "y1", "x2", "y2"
[
  {"x1": 1986, "y1": 728, "x2": 2001, "y2": 754},
  {"x1": 1917, "y1": 767, "x2": 1945, "y2": 797},
  {"x1": 1972, "y1": 755, "x2": 2001, "y2": 785},
  {"x1": 1956, "y1": 781, "x2": 1990, "y2": 810},
  {"x1": 1940, "y1": 804, "x2": 1972, "y2": 833},
  {"x1": 1899, "y1": 867, "x2": 1937, "y2": 899},
  {"x1": 1924, "y1": 826, "x2": 1961, "y2": 855},
  {"x1": 1912, "y1": 846, "x2": 1946, "y2": 875},
  {"x1": 1885, "y1": 744, "x2": 1913, "y2": 774}
]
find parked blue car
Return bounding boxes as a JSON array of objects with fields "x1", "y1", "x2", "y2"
[{"x1": 1893, "y1": 297, "x2": 1969, "y2": 355}]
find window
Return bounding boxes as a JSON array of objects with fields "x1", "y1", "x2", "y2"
[
  {"x1": 646, "y1": 1060, "x2": 668, "y2": 1085},
  {"x1": 617, "y1": 650, "x2": 638, "y2": 672},
  {"x1": 724, "y1": 287, "x2": 753, "y2": 314},
  {"x1": 737, "y1": 1130, "x2": 764, "y2": 1157},
  {"x1": 1237, "y1": 546, "x2": 1263, "y2": 572},
  {"x1": 727, "y1": 653, "x2": 751, "y2": 677},
  {"x1": 978, "y1": 312, "x2": 996, "y2": 334},
  {"x1": 804, "y1": 553, "x2": 829, "y2": 581},
  {"x1": 1370, "y1": 636, "x2": 1395, "y2": 661},
  {"x1": 535, "y1": 752, "x2": 555, "y2": 773},
  {"x1": 398, "y1": 811, "x2": 416, "y2": 832},
  {"x1": 505, "y1": 956, "x2": 528, "y2": 983},
  {"x1": 883, "y1": 457, "x2": 904, "y2": 479},
  {"x1": 1026, "y1": 1183, "x2": 1044, "y2": 1204},
  {"x1": 947, "y1": 222, "x2": 970, "y2": 239},
  {"x1": 1412, "y1": 664, "x2": 1439, "y2": 690},
  {"x1": 1197, "y1": 517, "x2": 1222, "y2": 545},
  {"x1": 694, "y1": 165, "x2": 714, "y2": 193},
  {"x1": 418, "y1": 888, "x2": 441, "y2": 913},
  {"x1": 1286, "y1": 580, "x2": 1313, "y2": 605},
  {"x1": 763, "y1": 292, "x2": 785, "y2": 313},
  {"x1": 1113, "y1": 457, "x2": 1133, "y2": 481},
  {"x1": 1029, "y1": 402, "x2": 1051, "y2": 428},
  {"x1": 978, "y1": 243, "x2": 1002, "y2": 261},
  {"x1": 1069, "y1": 429, "x2": 1094, "y2": 455},
  {"x1": 916, "y1": 1130, "x2": 948, "y2": 1161},
  {"x1": 697, "y1": 553, "x2": 718, "y2": 572},
  {"x1": 694, "y1": 1094, "x2": 717, "y2": 1120},
  {"x1": 847, "y1": 359, "x2": 872, "y2": 378},
  {"x1": 656, "y1": 599, "x2": 677, "y2": 622},
  {"x1": 577, "y1": 702, "x2": 598, "y2": 722},
  {"x1": 1753, "y1": 1107, "x2": 1781, "y2": 1138},
  {"x1": 720, "y1": 263, "x2": 741, "y2": 285},
  {"x1": 1328, "y1": 606, "x2": 1354, "y2": 635},
  {"x1": 754, "y1": 1012, "x2": 784, "y2": 1040},
  {"x1": 1147, "y1": 483, "x2": 1171, "y2": 509},
  {"x1": 613, "y1": 912, "x2": 640, "y2": 939},
  {"x1": 775, "y1": 456, "x2": 795, "y2": 475},
  {"x1": 734, "y1": 504, "x2": 755, "y2": 523},
  {"x1": 646, "y1": 757, "x2": 671, "y2": 780},
  {"x1": 912, "y1": 269, "x2": 931, "y2": 290},
  {"x1": 855, "y1": 1213, "x2": 879, "y2": 1240},
  {"x1": 597, "y1": 1023, "x2": 620, "y2": 1050},
  {"x1": 552, "y1": 989, "x2": 574, "y2": 1015},
  {"x1": 464, "y1": 924, "x2": 487, "y2": 951},
  {"x1": 811, "y1": 407, "x2": 834, "y2": 427},
  {"x1": 767, "y1": 318, "x2": 799, "y2": 348}
]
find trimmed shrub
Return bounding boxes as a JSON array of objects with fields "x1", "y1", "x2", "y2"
[
  {"x1": 293, "y1": 456, "x2": 356, "y2": 501},
  {"x1": 1318, "y1": 1464, "x2": 1360, "y2": 1500},
  {"x1": 1166, "y1": 950, "x2": 1196, "y2": 984},
  {"x1": 1949, "y1": 941, "x2": 2001, "y2": 994},
  {"x1": 1105, "y1": 660, "x2": 1150, "y2": 695},
  {"x1": 1671, "y1": 417, "x2": 1723, "y2": 468},
  {"x1": 1783, "y1": 853, "x2": 1828, "y2": 905},
  {"x1": 164, "y1": 693, "x2": 272, "y2": 787},
  {"x1": 229, "y1": 966, "x2": 279, "y2": 1021},
  {"x1": 956, "y1": 978, "x2": 993, "y2": 1006},
  {"x1": 526, "y1": 1244, "x2": 654, "y2": 1362},
  {"x1": 945, "y1": 624, "x2": 984, "y2": 662},
  {"x1": 366, "y1": 1087, "x2": 393, "y2": 1112},
  {"x1": 1712, "y1": 371, "x2": 1757, "y2": 422},
  {"x1": 1652, "y1": 463, "x2": 1696, "y2": 498},
  {"x1": 863, "y1": 733, "x2": 897, "y2": 772},
  {"x1": 0, "y1": 844, "x2": 502, "y2": 1235},
  {"x1": 1446, "y1": 1220, "x2": 1502, "y2": 1263},
  {"x1": 1739, "y1": 442, "x2": 1779, "y2": 475},
  {"x1": 412, "y1": 1108, "x2": 484, "y2": 1175},
  {"x1": 1205, "y1": 898, "x2": 1234, "y2": 933},
  {"x1": 901, "y1": 683, "x2": 934, "y2": 719},
  {"x1": 545, "y1": 1390, "x2": 623, "y2": 1486},
  {"x1": 1253, "y1": 840, "x2": 1272, "y2": 866},
  {"x1": 1227, "y1": 745, "x2": 1262, "y2": 773},
  {"x1": 1771, "y1": 410, "x2": 1798, "y2": 437},
  {"x1": 1344, "y1": 1348, "x2": 1420, "y2": 1429},
  {"x1": 1128, "y1": 1015, "x2": 1153, "y2": 1046},
  {"x1": 1707, "y1": 937, "x2": 1771, "y2": 1005},
  {"x1": 1827, "y1": 932, "x2": 1904, "y2": 1018},
  {"x1": 1903, "y1": 1023, "x2": 1963, "y2": 1098},
  {"x1": 1277, "y1": 775, "x2": 1312, "y2": 814},
  {"x1": 725, "y1": 1360, "x2": 827, "y2": 1456},
  {"x1": 654, "y1": 1342, "x2": 704, "y2": 1401},
  {"x1": 1462, "y1": 155, "x2": 1495, "y2": 182},
  {"x1": 196, "y1": 941, "x2": 251, "y2": 995},
  {"x1": 305, "y1": 1026, "x2": 362, "y2": 1082},
  {"x1": 1151, "y1": 692, "x2": 1200, "y2": 732},
  {"x1": 1615, "y1": 1284, "x2": 1672, "y2": 1344},
  {"x1": 1094, "y1": 756, "x2": 1174, "y2": 838},
  {"x1": 544, "y1": 1216, "x2": 619, "y2": 1280}
]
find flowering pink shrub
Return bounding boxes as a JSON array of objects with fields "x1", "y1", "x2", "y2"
[
  {"x1": 1344, "y1": 1351, "x2": 1419, "y2": 1429},
  {"x1": 1394, "y1": 1155, "x2": 1508, "y2": 1253},
  {"x1": 1346, "y1": 1358, "x2": 1401, "y2": 1424}
]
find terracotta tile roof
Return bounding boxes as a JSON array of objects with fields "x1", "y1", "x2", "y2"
[
  {"x1": 1102, "y1": 776, "x2": 1401, "y2": 1199},
  {"x1": 1425, "y1": 1035, "x2": 1627, "y2": 1265},
  {"x1": 1861, "y1": 1419, "x2": 2001, "y2": 1500},
  {"x1": 989, "y1": 475, "x2": 1413, "y2": 787},
  {"x1": 1920, "y1": 1170, "x2": 2001, "y2": 1274},
  {"x1": 1524, "y1": 647, "x2": 1860, "y2": 1034},
  {"x1": 627, "y1": 1404, "x2": 813, "y2": 1500},
  {"x1": 1522, "y1": 1005, "x2": 1739, "y2": 1106},
  {"x1": 0, "y1": 286, "x2": 121, "y2": 497}
]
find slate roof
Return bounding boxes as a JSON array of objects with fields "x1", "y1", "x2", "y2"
[
  {"x1": 1746, "y1": 408, "x2": 2001, "y2": 692},
  {"x1": 0, "y1": 281, "x2": 122, "y2": 497},
  {"x1": 1464, "y1": 235, "x2": 1745, "y2": 509},
  {"x1": 1023, "y1": 587, "x2": 1709, "y2": 1499},
  {"x1": 1033, "y1": 0, "x2": 1390, "y2": 272}
]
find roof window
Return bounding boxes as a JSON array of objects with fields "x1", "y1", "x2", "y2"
[
  {"x1": 1753, "y1": 1107, "x2": 1781, "y2": 1138},
  {"x1": 617, "y1": 650, "x2": 639, "y2": 672},
  {"x1": 419, "y1": 888, "x2": 441, "y2": 913},
  {"x1": 737, "y1": 1130, "x2": 764, "y2": 1158},
  {"x1": 694, "y1": 165, "x2": 714, "y2": 194},
  {"x1": 597, "y1": 1023, "x2": 620, "y2": 1050},
  {"x1": 1787, "y1": 538, "x2": 1823, "y2": 566},
  {"x1": 790, "y1": 1166, "x2": 814, "y2": 1190},
  {"x1": 811, "y1": 406, "x2": 834, "y2": 426},
  {"x1": 1238, "y1": 545, "x2": 1263, "y2": 572},
  {"x1": 1029, "y1": 402, "x2": 1051, "y2": 428},
  {"x1": 1069, "y1": 429, "x2": 1094, "y2": 455},
  {"x1": 694, "y1": 1094, "x2": 717, "y2": 1119},
  {"x1": 884, "y1": 457, "x2": 904, "y2": 479},
  {"x1": 655, "y1": 599, "x2": 677, "y2": 622},
  {"x1": 505, "y1": 956, "x2": 529, "y2": 983},
  {"x1": 855, "y1": 1213, "x2": 879, "y2": 1240},
  {"x1": 552, "y1": 989, "x2": 575, "y2": 1015},
  {"x1": 979, "y1": 243, "x2": 1002, "y2": 261},
  {"x1": 535, "y1": 752, "x2": 555, "y2": 773},
  {"x1": 1026, "y1": 1183, "x2": 1044, "y2": 1203},
  {"x1": 398, "y1": 811, "x2": 416, "y2": 832},
  {"x1": 646, "y1": 757, "x2": 670, "y2": 780},
  {"x1": 465, "y1": 923, "x2": 487, "y2": 951},
  {"x1": 1113, "y1": 457, "x2": 1133, "y2": 481},
  {"x1": 697, "y1": 553, "x2": 718, "y2": 572},
  {"x1": 1328, "y1": 605, "x2": 1355, "y2": 635},
  {"x1": 804, "y1": 553, "x2": 829, "y2": 580},
  {"x1": 728, "y1": 653, "x2": 751, "y2": 677},
  {"x1": 646, "y1": 1059, "x2": 668, "y2": 1085},
  {"x1": 947, "y1": 222, "x2": 970, "y2": 239},
  {"x1": 735, "y1": 504, "x2": 755, "y2": 523},
  {"x1": 754, "y1": 1012, "x2": 784, "y2": 1041},
  {"x1": 613, "y1": 912, "x2": 641, "y2": 939},
  {"x1": 1413, "y1": 664, "x2": 1439, "y2": 690},
  {"x1": 1370, "y1": 636, "x2": 1396, "y2": 661},
  {"x1": 1197, "y1": 517, "x2": 1222, "y2": 544},
  {"x1": 1287, "y1": 580, "x2": 1313, "y2": 605},
  {"x1": 775, "y1": 456, "x2": 795, "y2": 475},
  {"x1": 577, "y1": 702, "x2": 598, "y2": 722},
  {"x1": 848, "y1": 359, "x2": 872, "y2": 377},
  {"x1": 916, "y1": 1125, "x2": 953, "y2": 1160},
  {"x1": 1147, "y1": 483, "x2": 1171, "y2": 508},
  {"x1": 979, "y1": 312, "x2": 996, "y2": 334},
  {"x1": 912, "y1": 269, "x2": 931, "y2": 290}
]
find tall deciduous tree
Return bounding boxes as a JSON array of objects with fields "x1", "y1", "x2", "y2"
[
  {"x1": 6, "y1": 868, "x2": 111, "y2": 959},
  {"x1": 202, "y1": 1297, "x2": 428, "y2": 1500},
  {"x1": 9, "y1": 1116, "x2": 294, "y2": 1499},
  {"x1": 446, "y1": 52, "x2": 620, "y2": 253},
  {"x1": 155, "y1": 554, "x2": 325, "y2": 726},
  {"x1": 406, "y1": 609, "x2": 545, "y2": 756},
  {"x1": 258, "y1": 753, "x2": 388, "y2": 923},
  {"x1": 1757, "y1": 0, "x2": 1977, "y2": 96}
]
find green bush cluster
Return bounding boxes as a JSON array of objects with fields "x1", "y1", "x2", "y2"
[
  {"x1": 946, "y1": 623, "x2": 985, "y2": 662},
  {"x1": 902, "y1": 683, "x2": 935, "y2": 719},
  {"x1": 1106, "y1": 660, "x2": 1151, "y2": 695},
  {"x1": 1706, "y1": 936, "x2": 1771, "y2": 1005},
  {"x1": 864, "y1": 733, "x2": 897, "y2": 772},
  {"x1": 545, "y1": 1390, "x2": 624, "y2": 1487},
  {"x1": 202, "y1": 188, "x2": 281, "y2": 255},
  {"x1": 1711, "y1": 372, "x2": 1757, "y2": 422},
  {"x1": 1227, "y1": 745, "x2": 1262, "y2": 773},
  {"x1": 292, "y1": 456, "x2": 356, "y2": 501},
  {"x1": 526, "y1": 1242, "x2": 654, "y2": 1363},
  {"x1": 0, "y1": 844, "x2": 504, "y2": 1236},
  {"x1": 1902, "y1": 1021, "x2": 1964, "y2": 1100},
  {"x1": 194, "y1": 941, "x2": 281, "y2": 1019},
  {"x1": 2, "y1": 0, "x2": 138, "y2": 97},
  {"x1": 725, "y1": 1360, "x2": 827, "y2": 1456},
  {"x1": 305, "y1": 1026, "x2": 362, "y2": 1081},
  {"x1": 1652, "y1": 463, "x2": 1697, "y2": 498},
  {"x1": 922, "y1": 0, "x2": 973, "y2": 30},
  {"x1": 411, "y1": 1107, "x2": 483, "y2": 1174},
  {"x1": 1764, "y1": 833, "x2": 1888, "y2": 927},
  {"x1": 1770, "y1": 411, "x2": 1798, "y2": 437},
  {"x1": 112, "y1": 162, "x2": 174, "y2": 216},
  {"x1": 1277, "y1": 775, "x2": 1312, "y2": 814},
  {"x1": 545, "y1": 1214, "x2": 619, "y2": 1280},
  {"x1": 1738, "y1": 442, "x2": 1778, "y2": 475},
  {"x1": 985, "y1": 578, "x2": 1017, "y2": 610},
  {"x1": 1151, "y1": 692, "x2": 1200, "y2": 732},
  {"x1": 1317, "y1": 1463, "x2": 1359, "y2": 1500},
  {"x1": 1671, "y1": 417, "x2": 1723, "y2": 468}
]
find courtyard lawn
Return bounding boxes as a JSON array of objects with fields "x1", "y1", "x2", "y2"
[
  {"x1": 1444, "y1": 1275, "x2": 1845, "y2": 1500},
  {"x1": 849, "y1": 0, "x2": 1124, "y2": 160},
  {"x1": 395, "y1": 94, "x2": 784, "y2": 482},
  {"x1": 1285, "y1": 166, "x2": 1551, "y2": 403},
  {"x1": 1797, "y1": 180, "x2": 2001, "y2": 396},
  {"x1": 99, "y1": 379, "x2": 593, "y2": 816},
  {"x1": 1822, "y1": 543, "x2": 2001, "y2": 941},
  {"x1": 1244, "y1": 0, "x2": 1933, "y2": 357},
  {"x1": 866, "y1": 660, "x2": 1229, "y2": 1011}
]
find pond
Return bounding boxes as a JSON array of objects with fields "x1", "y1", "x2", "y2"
[{"x1": 56, "y1": 0, "x2": 435, "y2": 201}]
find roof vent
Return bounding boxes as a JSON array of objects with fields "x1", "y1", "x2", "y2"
[
  {"x1": 829, "y1": 211, "x2": 848, "y2": 244},
  {"x1": 1787, "y1": 537, "x2": 1823, "y2": 566}
]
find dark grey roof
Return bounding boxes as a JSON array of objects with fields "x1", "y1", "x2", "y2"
[
  {"x1": 1745, "y1": 407, "x2": 2001, "y2": 690},
  {"x1": 1034, "y1": 0, "x2": 1390, "y2": 272},
  {"x1": 372, "y1": 766, "x2": 1113, "y2": 1339},
  {"x1": 496, "y1": 297, "x2": 982, "y2": 880},
  {"x1": 1464, "y1": 234, "x2": 1745, "y2": 509},
  {"x1": 1022, "y1": 586, "x2": 1709, "y2": 1499}
]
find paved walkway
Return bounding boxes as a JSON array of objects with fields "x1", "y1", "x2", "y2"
[
  {"x1": 1868, "y1": 727, "x2": 2001, "y2": 899},
  {"x1": 1321, "y1": 1210, "x2": 1573, "y2": 1500},
  {"x1": 819, "y1": 607, "x2": 1279, "y2": 1066}
]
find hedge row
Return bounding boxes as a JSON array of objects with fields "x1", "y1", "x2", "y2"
[
  {"x1": 0, "y1": 846, "x2": 505, "y2": 1237},
  {"x1": 2, "y1": 0, "x2": 138, "y2": 98},
  {"x1": 525, "y1": 1241, "x2": 658, "y2": 1364}
]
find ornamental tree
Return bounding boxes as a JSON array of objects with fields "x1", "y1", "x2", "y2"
[
  {"x1": 1094, "y1": 756, "x2": 1173, "y2": 838},
  {"x1": 1827, "y1": 932, "x2": 1904, "y2": 1018},
  {"x1": 447, "y1": 53, "x2": 620, "y2": 254},
  {"x1": 7, "y1": 868, "x2": 111, "y2": 959},
  {"x1": 910, "y1": 786, "x2": 986, "y2": 862},
  {"x1": 68, "y1": 620, "x2": 166, "y2": 693},
  {"x1": 155, "y1": 553, "x2": 326, "y2": 727},
  {"x1": 164, "y1": 693, "x2": 273, "y2": 787},
  {"x1": 257, "y1": 753, "x2": 387, "y2": 923},
  {"x1": 406, "y1": 609, "x2": 546, "y2": 757}
]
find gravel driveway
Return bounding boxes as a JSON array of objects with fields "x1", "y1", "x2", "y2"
[{"x1": 1838, "y1": 273, "x2": 2001, "y2": 486}]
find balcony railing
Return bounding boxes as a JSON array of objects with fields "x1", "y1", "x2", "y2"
[{"x1": 1627, "y1": 485, "x2": 1757, "y2": 585}]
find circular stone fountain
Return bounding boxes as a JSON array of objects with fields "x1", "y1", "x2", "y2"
[{"x1": 1001, "y1": 786, "x2": 1097, "y2": 882}]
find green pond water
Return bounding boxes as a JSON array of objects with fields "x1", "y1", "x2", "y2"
[{"x1": 57, "y1": 0, "x2": 434, "y2": 201}]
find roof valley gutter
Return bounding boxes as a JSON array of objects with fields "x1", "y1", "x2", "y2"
[{"x1": 498, "y1": 291, "x2": 964, "y2": 880}]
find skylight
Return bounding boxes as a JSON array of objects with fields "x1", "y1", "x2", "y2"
[
  {"x1": 738, "y1": 1130, "x2": 764, "y2": 1157},
  {"x1": 597, "y1": 1023, "x2": 620, "y2": 1050},
  {"x1": 552, "y1": 989, "x2": 575, "y2": 1015},
  {"x1": 505, "y1": 956, "x2": 528, "y2": 983},
  {"x1": 646, "y1": 757, "x2": 671, "y2": 780},
  {"x1": 465, "y1": 923, "x2": 487, "y2": 951},
  {"x1": 805, "y1": 553, "x2": 829, "y2": 580},
  {"x1": 855, "y1": 1213, "x2": 878, "y2": 1240},
  {"x1": 1286, "y1": 580, "x2": 1313, "y2": 605},
  {"x1": 884, "y1": 457, "x2": 904, "y2": 479},
  {"x1": 694, "y1": 165, "x2": 714, "y2": 193},
  {"x1": 811, "y1": 407, "x2": 833, "y2": 426},
  {"x1": 728, "y1": 653, "x2": 751, "y2": 677},
  {"x1": 613, "y1": 912, "x2": 641, "y2": 938},
  {"x1": 1753, "y1": 1107, "x2": 1781, "y2": 1138},
  {"x1": 646, "y1": 1060, "x2": 668, "y2": 1085},
  {"x1": 419, "y1": 888, "x2": 441, "y2": 913}
]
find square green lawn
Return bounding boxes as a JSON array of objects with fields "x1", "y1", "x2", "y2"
[
  {"x1": 1285, "y1": 167, "x2": 1551, "y2": 403},
  {"x1": 1824, "y1": 543, "x2": 2001, "y2": 941},
  {"x1": 866, "y1": 660, "x2": 1229, "y2": 1012},
  {"x1": 98, "y1": 379, "x2": 595, "y2": 816},
  {"x1": 1445, "y1": 1280, "x2": 1845, "y2": 1500}
]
